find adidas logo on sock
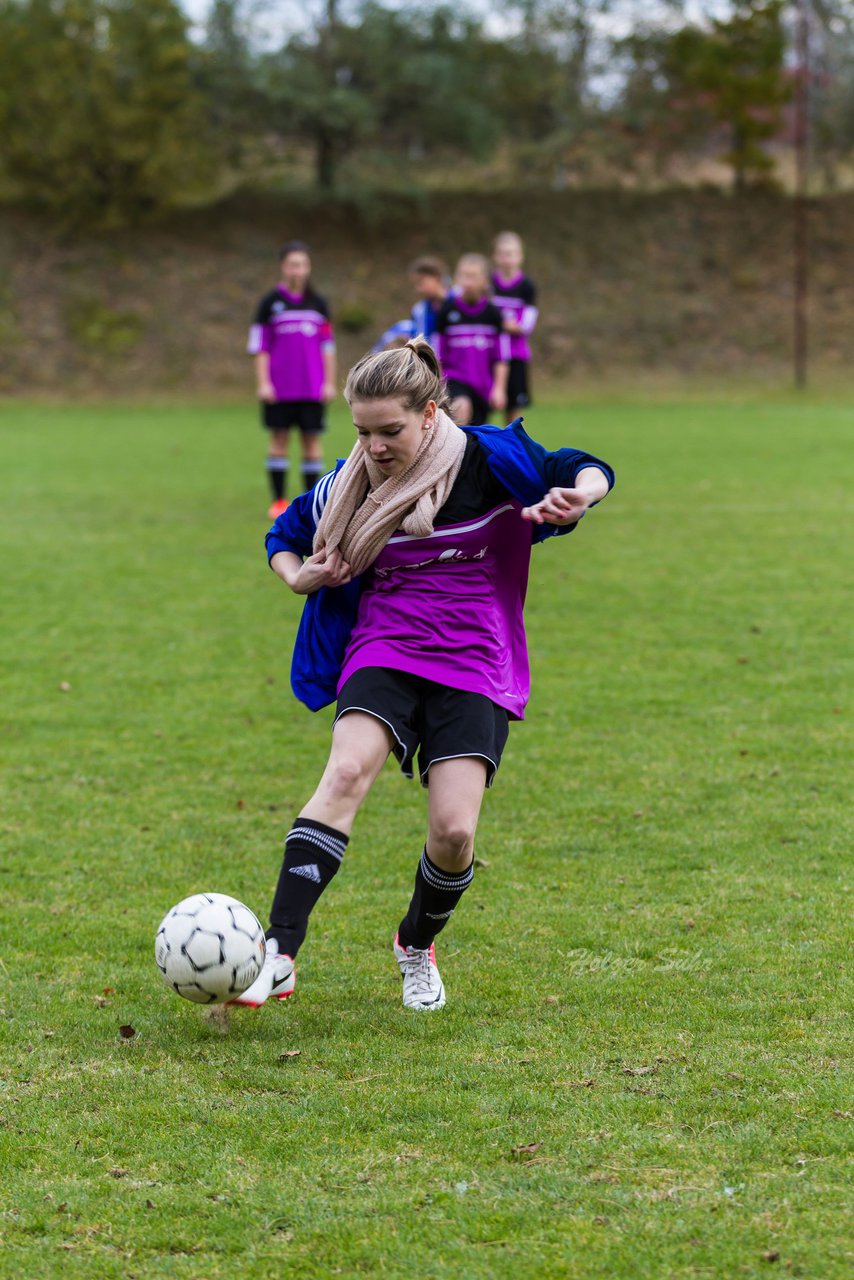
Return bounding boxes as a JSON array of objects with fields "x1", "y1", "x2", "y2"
[{"x1": 289, "y1": 863, "x2": 322, "y2": 883}]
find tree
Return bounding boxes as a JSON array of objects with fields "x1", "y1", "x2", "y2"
[
  {"x1": 614, "y1": 1, "x2": 790, "y2": 190},
  {"x1": 0, "y1": 0, "x2": 213, "y2": 225}
]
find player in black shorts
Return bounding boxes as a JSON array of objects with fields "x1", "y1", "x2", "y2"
[
  {"x1": 247, "y1": 241, "x2": 336, "y2": 517},
  {"x1": 491, "y1": 232, "x2": 538, "y2": 425}
]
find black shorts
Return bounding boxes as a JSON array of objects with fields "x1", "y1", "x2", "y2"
[
  {"x1": 446, "y1": 380, "x2": 491, "y2": 427},
  {"x1": 335, "y1": 667, "x2": 510, "y2": 787},
  {"x1": 507, "y1": 360, "x2": 532, "y2": 410},
  {"x1": 261, "y1": 400, "x2": 326, "y2": 433}
]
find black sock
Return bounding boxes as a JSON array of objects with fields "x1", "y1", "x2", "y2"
[
  {"x1": 397, "y1": 847, "x2": 474, "y2": 951},
  {"x1": 268, "y1": 818, "x2": 348, "y2": 958},
  {"x1": 302, "y1": 459, "x2": 324, "y2": 492},
  {"x1": 266, "y1": 457, "x2": 288, "y2": 501}
]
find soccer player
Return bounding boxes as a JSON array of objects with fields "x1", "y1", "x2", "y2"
[
  {"x1": 372, "y1": 256, "x2": 449, "y2": 352},
  {"x1": 247, "y1": 241, "x2": 336, "y2": 519},
  {"x1": 233, "y1": 339, "x2": 614, "y2": 1012},
  {"x1": 434, "y1": 254, "x2": 510, "y2": 425},
  {"x1": 491, "y1": 231, "x2": 538, "y2": 426}
]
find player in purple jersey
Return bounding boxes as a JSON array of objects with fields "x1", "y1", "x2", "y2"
[
  {"x1": 491, "y1": 231, "x2": 538, "y2": 426},
  {"x1": 233, "y1": 340, "x2": 613, "y2": 1013},
  {"x1": 247, "y1": 241, "x2": 337, "y2": 518},
  {"x1": 434, "y1": 254, "x2": 510, "y2": 426}
]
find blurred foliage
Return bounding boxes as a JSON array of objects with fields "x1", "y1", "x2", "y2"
[
  {"x1": 0, "y1": 0, "x2": 852, "y2": 225},
  {"x1": 334, "y1": 302, "x2": 375, "y2": 334},
  {"x1": 0, "y1": 0, "x2": 213, "y2": 227},
  {"x1": 619, "y1": 1, "x2": 791, "y2": 191},
  {"x1": 64, "y1": 298, "x2": 145, "y2": 353}
]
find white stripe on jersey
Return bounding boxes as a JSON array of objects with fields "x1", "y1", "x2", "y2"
[
  {"x1": 247, "y1": 324, "x2": 264, "y2": 354},
  {"x1": 444, "y1": 325, "x2": 500, "y2": 337},
  {"x1": 387, "y1": 502, "x2": 515, "y2": 545},
  {"x1": 311, "y1": 469, "x2": 338, "y2": 525},
  {"x1": 270, "y1": 309, "x2": 328, "y2": 325},
  {"x1": 520, "y1": 306, "x2": 539, "y2": 334}
]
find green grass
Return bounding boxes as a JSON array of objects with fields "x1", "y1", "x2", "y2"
[{"x1": 0, "y1": 395, "x2": 851, "y2": 1279}]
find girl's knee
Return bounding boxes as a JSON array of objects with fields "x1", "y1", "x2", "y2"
[
  {"x1": 428, "y1": 818, "x2": 476, "y2": 865},
  {"x1": 323, "y1": 756, "x2": 374, "y2": 803}
]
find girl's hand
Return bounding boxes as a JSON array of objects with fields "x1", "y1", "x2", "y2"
[
  {"x1": 503, "y1": 317, "x2": 523, "y2": 335},
  {"x1": 489, "y1": 384, "x2": 507, "y2": 412},
  {"x1": 321, "y1": 381, "x2": 336, "y2": 404},
  {"x1": 257, "y1": 379, "x2": 276, "y2": 403},
  {"x1": 290, "y1": 546, "x2": 352, "y2": 595},
  {"x1": 521, "y1": 487, "x2": 592, "y2": 527}
]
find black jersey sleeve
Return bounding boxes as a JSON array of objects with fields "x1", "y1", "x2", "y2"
[
  {"x1": 434, "y1": 300, "x2": 452, "y2": 334},
  {"x1": 520, "y1": 277, "x2": 537, "y2": 305},
  {"x1": 309, "y1": 290, "x2": 332, "y2": 320},
  {"x1": 253, "y1": 290, "x2": 278, "y2": 325},
  {"x1": 484, "y1": 302, "x2": 506, "y2": 334}
]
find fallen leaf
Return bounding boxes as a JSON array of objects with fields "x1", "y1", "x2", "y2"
[
  {"x1": 543, "y1": 995, "x2": 560, "y2": 1005},
  {"x1": 236, "y1": 799, "x2": 246, "y2": 810},
  {"x1": 278, "y1": 1050, "x2": 301, "y2": 1061},
  {"x1": 118, "y1": 1024, "x2": 136, "y2": 1039},
  {"x1": 762, "y1": 1251, "x2": 780, "y2": 1263},
  {"x1": 564, "y1": 1078, "x2": 595, "y2": 1089},
  {"x1": 593, "y1": 1215, "x2": 609, "y2": 1225},
  {"x1": 94, "y1": 996, "x2": 110, "y2": 1008},
  {"x1": 511, "y1": 1142, "x2": 543, "y2": 1158},
  {"x1": 103, "y1": 987, "x2": 114, "y2": 996},
  {"x1": 473, "y1": 857, "x2": 490, "y2": 869},
  {"x1": 109, "y1": 1168, "x2": 128, "y2": 1179},
  {"x1": 145, "y1": 1200, "x2": 155, "y2": 1210}
]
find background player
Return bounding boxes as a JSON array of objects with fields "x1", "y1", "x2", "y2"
[
  {"x1": 491, "y1": 231, "x2": 538, "y2": 425},
  {"x1": 372, "y1": 256, "x2": 449, "y2": 352},
  {"x1": 434, "y1": 254, "x2": 509, "y2": 424},
  {"x1": 247, "y1": 241, "x2": 336, "y2": 518}
]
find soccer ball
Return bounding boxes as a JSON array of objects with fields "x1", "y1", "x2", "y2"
[{"x1": 154, "y1": 892, "x2": 266, "y2": 1004}]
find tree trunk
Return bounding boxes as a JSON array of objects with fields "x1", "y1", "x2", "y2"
[{"x1": 316, "y1": 130, "x2": 335, "y2": 190}]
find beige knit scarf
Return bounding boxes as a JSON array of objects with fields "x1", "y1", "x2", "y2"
[{"x1": 313, "y1": 406, "x2": 467, "y2": 576}]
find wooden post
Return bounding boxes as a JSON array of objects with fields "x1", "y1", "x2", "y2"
[{"x1": 793, "y1": 0, "x2": 810, "y2": 389}]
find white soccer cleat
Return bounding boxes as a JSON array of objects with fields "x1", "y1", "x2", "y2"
[
  {"x1": 393, "y1": 932, "x2": 446, "y2": 1011},
  {"x1": 230, "y1": 937, "x2": 295, "y2": 1007}
]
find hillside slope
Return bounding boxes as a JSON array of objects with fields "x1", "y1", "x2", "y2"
[{"x1": 0, "y1": 190, "x2": 851, "y2": 394}]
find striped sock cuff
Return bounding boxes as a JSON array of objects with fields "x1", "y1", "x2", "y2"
[
  {"x1": 287, "y1": 818, "x2": 348, "y2": 865},
  {"x1": 266, "y1": 457, "x2": 289, "y2": 472},
  {"x1": 420, "y1": 848, "x2": 474, "y2": 891}
]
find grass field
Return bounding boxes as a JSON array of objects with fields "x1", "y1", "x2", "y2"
[{"x1": 1, "y1": 394, "x2": 851, "y2": 1279}]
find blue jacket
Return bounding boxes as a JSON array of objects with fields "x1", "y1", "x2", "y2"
[{"x1": 265, "y1": 419, "x2": 614, "y2": 711}]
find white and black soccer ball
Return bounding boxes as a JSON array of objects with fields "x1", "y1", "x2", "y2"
[{"x1": 154, "y1": 892, "x2": 266, "y2": 1004}]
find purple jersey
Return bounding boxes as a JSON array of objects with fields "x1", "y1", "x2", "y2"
[
  {"x1": 247, "y1": 286, "x2": 334, "y2": 402},
  {"x1": 490, "y1": 272, "x2": 538, "y2": 362},
  {"x1": 338, "y1": 438, "x2": 534, "y2": 717},
  {"x1": 434, "y1": 297, "x2": 511, "y2": 402}
]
